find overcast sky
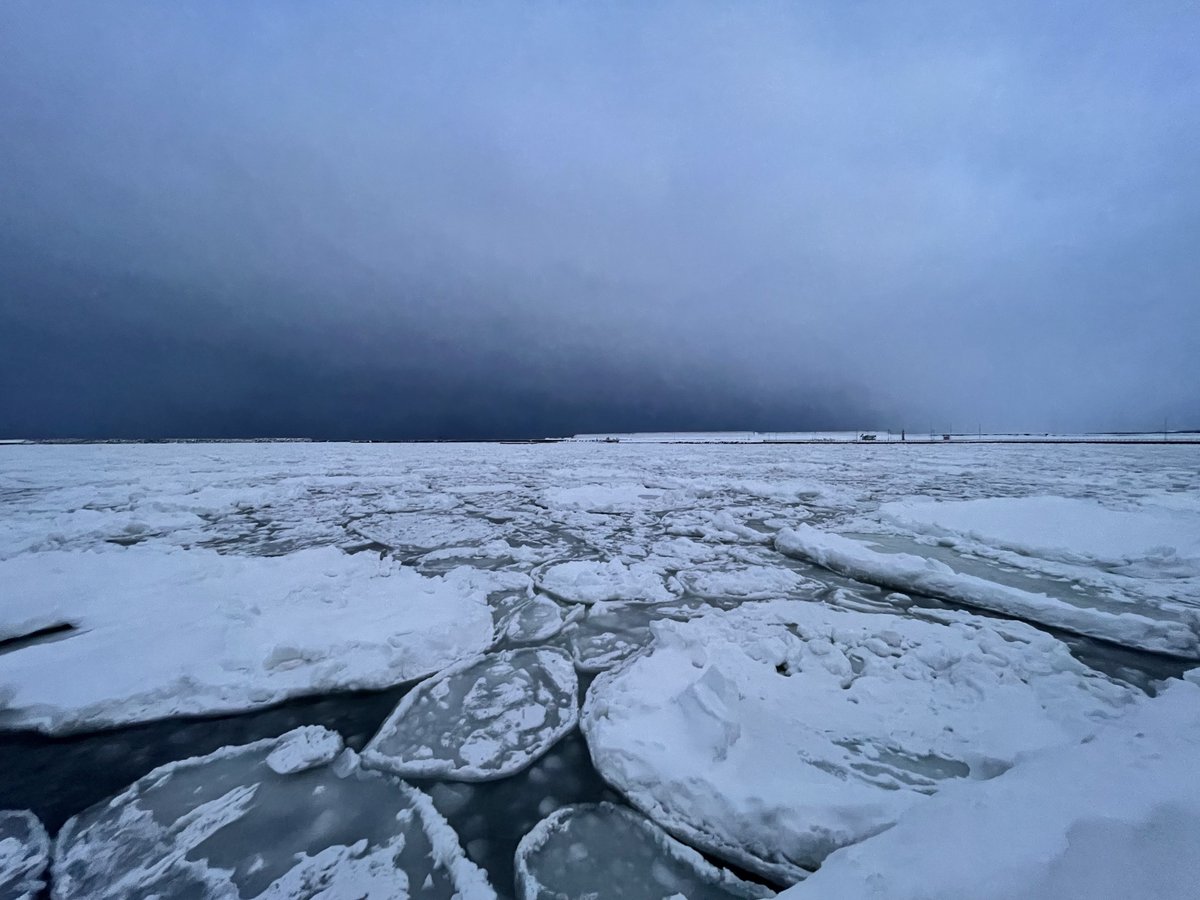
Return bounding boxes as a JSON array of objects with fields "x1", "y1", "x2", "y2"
[{"x1": 2, "y1": 1, "x2": 1197, "y2": 439}]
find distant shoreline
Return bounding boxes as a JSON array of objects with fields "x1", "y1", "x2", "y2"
[{"x1": 2, "y1": 433, "x2": 1198, "y2": 447}]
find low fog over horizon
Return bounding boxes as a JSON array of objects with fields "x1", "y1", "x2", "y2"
[{"x1": 2, "y1": 1, "x2": 1198, "y2": 440}]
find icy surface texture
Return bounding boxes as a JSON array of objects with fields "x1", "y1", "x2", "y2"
[
  {"x1": 52, "y1": 726, "x2": 495, "y2": 900},
  {"x1": 535, "y1": 560, "x2": 676, "y2": 605},
  {"x1": 515, "y1": 803, "x2": 773, "y2": 900},
  {"x1": 363, "y1": 648, "x2": 579, "y2": 781},
  {"x1": 566, "y1": 600, "x2": 718, "y2": 673},
  {"x1": 780, "y1": 676, "x2": 1200, "y2": 900},
  {"x1": 0, "y1": 547, "x2": 496, "y2": 733},
  {"x1": 0, "y1": 810, "x2": 50, "y2": 900},
  {"x1": 265, "y1": 725, "x2": 344, "y2": 774},
  {"x1": 496, "y1": 595, "x2": 566, "y2": 646},
  {"x1": 777, "y1": 525, "x2": 1200, "y2": 658},
  {"x1": 582, "y1": 600, "x2": 1137, "y2": 883}
]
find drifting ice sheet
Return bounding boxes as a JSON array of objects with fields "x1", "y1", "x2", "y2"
[
  {"x1": 52, "y1": 726, "x2": 495, "y2": 899},
  {"x1": 515, "y1": 803, "x2": 773, "y2": 900},
  {"x1": 776, "y1": 525, "x2": 1200, "y2": 658},
  {"x1": 363, "y1": 648, "x2": 578, "y2": 781},
  {"x1": 780, "y1": 676, "x2": 1200, "y2": 900},
  {"x1": 0, "y1": 810, "x2": 50, "y2": 900},
  {"x1": 582, "y1": 600, "x2": 1135, "y2": 883},
  {"x1": 879, "y1": 496, "x2": 1200, "y2": 567},
  {"x1": 535, "y1": 560, "x2": 676, "y2": 605},
  {"x1": 0, "y1": 547, "x2": 496, "y2": 733}
]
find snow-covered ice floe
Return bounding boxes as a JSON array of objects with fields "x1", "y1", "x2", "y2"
[
  {"x1": 779, "y1": 675, "x2": 1200, "y2": 900},
  {"x1": 495, "y1": 594, "x2": 567, "y2": 646},
  {"x1": 776, "y1": 524, "x2": 1200, "y2": 659},
  {"x1": 0, "y1": 547, "x2": 496, "y2": 733},
  {"x1": 515, "y1": 803, "x2": 774, "y2": 900},
  {"x1": 581, "y1": 600, "x2": 1137, "y2": 884},
  {"x1": 52, "y1": 726, "x2": 495, "y2": 899},
  {"x1": 880, "y1": 495, "x2": 1200, "y2": 571},
  {"x1": 0, "y1": 810, "x2": 50, "y2": 900},
  {"x1": 362, "y1": 648, "x2": 578, "y2": 781},
  {"x1": 534, "y1": 559, "x2": 676, "y2": 605},
  {"x1": 566, "y1": 600, "x2": 720, "y2": 673}
]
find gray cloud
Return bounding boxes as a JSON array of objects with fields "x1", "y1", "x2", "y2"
[{"x1": 1, "y1": 1, "x2": 1197, "y2": 438}]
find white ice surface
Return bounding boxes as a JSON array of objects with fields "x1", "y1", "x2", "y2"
[
  {"x1": 52, "y1": 727, "x2": 495, "y2": 899},
  {"x1": 0, "y1": 810, "x2": 50, "y2": 900},
  {"x1": 535, "y1": 559, "x2": 676, "y2": 605},
  {"x1": 776, "y1": 525, "x2": 1200, "y2": 658},
  {"x1": 515, "y1": 803, "x2": 773, "y2": 900},
  {"x1": 0, "y1": 547, "x2": 496, "y2": 733},
  {"x1": 880, "y1": 495, "x2": 1200, "y2": 567},
  {"x1": 582, "y1": 600, "x2": 1136, "y2": 883},
  {"x1": 265, "y1": 724, "x2": 345, "y2": 775},
  {"x1": 780, "y1": 676, "x2": 1200, "y2": 900},
  {"x1": 362, "y1": 648, "x2": 578, "y2": 781}
]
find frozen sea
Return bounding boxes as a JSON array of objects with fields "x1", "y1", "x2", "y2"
[{"x1": 1, "y1": 441, "x2": 1198, "y2": 899}]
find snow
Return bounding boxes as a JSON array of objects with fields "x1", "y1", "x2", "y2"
[
  {"x1": 581, "y1": 600, "x2": 1137, "y2": 883},
  {"x1": 497, "y1": 594, "x2": 567, "y2": 645},
  {"x1": 880, "y1": 495, "x2": 1200, "y2": 567},
  {"x1": 515, "y1": 803, "x2": 773, "y2": 900},
  {"x1": 776, "y1": 524, "x2": 1200, "y2": 658},
  {"x1": 362, "y1": 648, "x2": 578, "y2": 781},
  {"x1": 779, "y1": 675, "x2": 1200, "y2": 900},
  {"x1": 0, "y1": 547, "x2": 496, "y2": 733},
  {"x1": 265, "y1": 724, "x2": 345, "y2": 775},
  {"x1": 52, "y1": 726, "x2": 495, "y2": 899},
  {"x1": 0, "y1": 810, "x2": 50, "y2": 900},
  {"x1": 534, "y1": 559, "x2": 677, "y2": 605}
]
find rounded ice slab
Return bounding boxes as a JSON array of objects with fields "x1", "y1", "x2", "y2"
[
  {"x1": 52, "y1": 726, "x2": 494, "y2": 900},
  {"x1": 534, "y1": 560, "x2": 675, "y2": 605},
  {"x1": 363, "y1": 648, "x2": 579, "y2": 781},
  {"x1": 581, "y1": 600, "x2": 1137, "y2": 884},
  {"x1": 0, "y1": 810, "x2": 50, "y2": 900},
  {"x1": 0, "y1": 547, "x2": 497, "y2": 734},
  {"x1": 516, "y1": 803, "x2": 773, "y2": 900}
]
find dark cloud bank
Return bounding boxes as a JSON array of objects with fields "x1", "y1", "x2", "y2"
[{"x1": 2, "y1": 2, "x2": 1198, "y2": 440}]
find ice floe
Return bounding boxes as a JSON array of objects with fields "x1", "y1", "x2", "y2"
[
  {"x1": 535, "y1": 560, "x2": 676, "y2": 605},
  {"x1": 776, "y1": 524, "x2": 1200, "y2": 658},
  {"x1": 0, "y1": 810, "x2": 50, "y2": 900},
  {"x1": 880, "y1": 495, "x2": 1200, "y2": 568},
  {"x1": 496, "y1": 595, "x2": 567, "y2": 645},
  {"x1": 52, "y1": 726, "x2": 495, "y2": 899},
  {"x1": 565, "y1": 600, "x2": 716, "y2": 673},
  {"x1": 780, "y1": 675, "x2": 1200, "y2": 900},
  {"x1": 363, "y1": 648, "x2": 578, "y2": 781},
  {"x1": 0, "y1": 547, "x2": 496, "y2": 733},
  {"x1": 515, "y1": 803, "x2": 774, "y2": 900},
  {"x1": 677, "y1": 565, "x2": 819, "y2": 601},
  {"x1": 582, "y1": 600, "x2": 1137, "y2": 883}
]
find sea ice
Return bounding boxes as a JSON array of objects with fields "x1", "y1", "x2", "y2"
[
  {"x1": 0, "y1": 810, "x2": 49, "y2": 900},
  {"x1": 535, "y1": 559, "x2": 676, "y2": 605},
  {"x1": 677, "y1": 565, "x2": 819, "y2": 601},
  {"x1": 776, "y1": 524, "x2": 1200, "y2": 658},
  {"x1": 581, "y1": 600, "x2": 1136, "y2": 883},
  {"x1": 779, "y1": 676, "x2": 1200, "y2": 900},
  {"x1": 362, "y1": 648, "x2": 578, "y2": 781},
  {"x1": 497, "y1": 594, "x2": 567, "y2": 645},
  {"x1": 52, "y1": 726, "x2": 495, "y2": 899},
  {"x1": 350, "y1": 512, "x2": 499, "y2": 552},
  {"x1": 515, "y1": 803, "x2": 774, "y2": 900},
  {"x1": 264, "y1": 724, "x2": 344, "y2": 775},
  {"x1": 566, "y1": 600, "x2": 715, "y2": 673},
  {"x1": 0, "y1": 547, "x2": 496, "y2": 733},
  {"x1": 879, "y1": 495, "x2": 1200, "y2": 568}
]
